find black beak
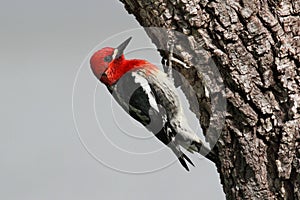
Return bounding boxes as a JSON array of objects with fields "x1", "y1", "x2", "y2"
[{"x1": 114, "y1": 37, "x2": 132, "y2": 59}]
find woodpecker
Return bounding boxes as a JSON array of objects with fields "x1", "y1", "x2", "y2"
[{"x1": 90, "y1": 37, "x2": 217, "y2": 171}]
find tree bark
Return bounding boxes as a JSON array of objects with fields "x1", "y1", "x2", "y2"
[{"x1": 118, "y1": 0, "x2": 300, "y2": 199}]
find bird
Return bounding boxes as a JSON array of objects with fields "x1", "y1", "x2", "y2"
[{"x1": 90, "y1": 37, "x2": 217, "y2": 171}]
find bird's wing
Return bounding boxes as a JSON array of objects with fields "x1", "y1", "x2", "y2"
[{"x1": 108, "y1": 70, "x2": 165, "y2": 132}]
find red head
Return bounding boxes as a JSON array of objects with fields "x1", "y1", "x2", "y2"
[
  {"x1": 90, "y1": 37, "x2": 157, "y2": 86},
  {"x1": 90, "y1": 37, "x2": 133, "y2": 85}
]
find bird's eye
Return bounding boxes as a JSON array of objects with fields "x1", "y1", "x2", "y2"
[{"x1": 104, "y1": 56, "x2": 112, "y2": 63}]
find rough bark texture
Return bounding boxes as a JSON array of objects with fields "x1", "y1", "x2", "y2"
[{"x1": 119, "y1": 0, "x2": 300, "y2": 199}]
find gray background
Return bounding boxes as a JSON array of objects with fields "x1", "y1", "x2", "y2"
[{"x1": 0, "y1": 0, "x2": 225, "y2": 199}]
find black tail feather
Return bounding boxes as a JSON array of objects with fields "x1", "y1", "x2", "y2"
[
  {"x1": 171, "y1": 146, "x2": 195, "y2": 171},
  {"x1": 178, "y1": 155, "x2": 190, "y2": 171},
  {"x1": 182, "y1": 153, "x2": 194, "y2": 167},
  {"x1": 178, "y1": 152, "x2": 195, "y2": 171},
  {"x1": 155, "y1": 126, "x2": 196, "y2": 171}
]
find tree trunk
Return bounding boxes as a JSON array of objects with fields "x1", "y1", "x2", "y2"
[{"x1": 118, "y1": 0, "x2": 300, "y2": 199}]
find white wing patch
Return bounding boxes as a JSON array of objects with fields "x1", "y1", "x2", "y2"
[{"x1": 131, "y1": 72, "x2": 160, "y2": 112}]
